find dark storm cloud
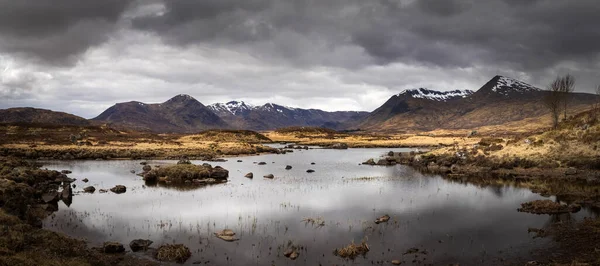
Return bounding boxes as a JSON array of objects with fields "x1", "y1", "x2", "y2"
[
  {"x1": 0, "y1": 0, "x2": 134, "y2": 64},
  {"x1": 131, "y1": 0, "x2": 600, "y2": 74}
]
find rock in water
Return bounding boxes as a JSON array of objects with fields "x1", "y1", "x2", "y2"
[
  {"x1": 244, "y1": 172, "x2": 253, "y2": 179},
  {"x1": 375, "y1": 214, "x2": 391, "y2": 224},
  {"x1": 285, "y1": 165, "x2": 292, "y2": 170},
  {"x1": 42, "y1": 191, "x2": 59, "y2": 203},
  {"x1": 130, "y1": 239, "x2": 153, "y2": 252},
  {"x1": 306, "y1": 169, "x2": 315, "y2": 173},
  {"x1": 82, "y1": 178, "x2": 89, "y2": 183},
  {"x1": 110, "y1": 185, "x2": 127, "y2": 194},
  {"x1": 263, "y1": 174, "x2": 274, "y2": 179},
  {"x1": 214, "y1": 229, "x2": 238, "y2": 242},
  {"x1": 83, "y1": 186, "x2": 96, "y2": 193}
]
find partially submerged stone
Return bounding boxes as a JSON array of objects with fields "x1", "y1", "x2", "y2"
[
  {"x1": 245, "y1": 172, "x2": 253, "y2": 179},
  {"x1": 391, "y1": 260, "x2": 402, "y2": 265},
  {"x1": 306, "y1": 169, "x2": 315, "y2": 173},
  {"x1": 129, "y1": 239, "x2": 153, "y2": 252},
  {"x1": 83, "y1": 186, "x2": 96, "y2": 193},
  {"x1": 375, "y1": 214, "x2": 390, "y2": 224},
  {"x1": 285, "y1": 165, "x2": 292, "y2": 170},
  {"x1": 110, "y1": 185, "x2": 127, "y2": 194},
  {"x1": 42, "y1": 191, "x2": 59, "y2": 203},
  {"x1": 214, "y1": 229, "x2": 238, "y2": 242},
  {"x1": 362, "y1": 158, "x2": 376, "y2": 165},
  {"x1": 263, "y1": 174, "x2": 274, "y2": 179}
]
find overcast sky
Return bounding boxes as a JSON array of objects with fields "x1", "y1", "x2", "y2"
[{"x1": 1, "y1": 0, "x2": 599, "y2": 118}]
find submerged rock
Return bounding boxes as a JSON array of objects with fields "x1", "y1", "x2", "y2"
[
  {"x1": 102, "y1": 242, "x2": 125, "y2": 253},
  {"x1": 129, "y1": 239, "x2": 153, "y2": 252},
  {"x1": 110, "y1": 185, "x2": 127, "y2": 194}
]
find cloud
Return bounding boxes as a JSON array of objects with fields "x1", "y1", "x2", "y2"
[
  {"x1": 0, "y1": 0, "x2": 134, "y2": 64},
  {"x1": 1, "y1": 0, "x2": 600, "y2": 117}
]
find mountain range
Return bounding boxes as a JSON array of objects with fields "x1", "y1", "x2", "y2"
[
  {"x1": 357, "y1": 75, "x2": 599, "y2": 132},
  {"x1": 2, "y1": 75, "x2": 599, "y2": 133}
]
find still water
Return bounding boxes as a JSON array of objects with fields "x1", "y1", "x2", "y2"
[{"x1": 40, "y1": 147, "x2": 587, "y2": 265}]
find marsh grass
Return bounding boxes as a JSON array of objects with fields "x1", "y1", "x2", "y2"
[
  {"x1": 334, "y1": 239, "x2": 370, "y2": 259},
  {"x1": 155, "y1": 244, "x2": 191, "y2": 264}
]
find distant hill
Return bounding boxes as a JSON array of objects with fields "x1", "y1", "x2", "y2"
[
  {"x1": 207, "y1": 101, "x2": 368, "y2": 131},
  {"x1": 0, "y1": 107, "x2": 90, "y2": 126},
  {"x1": 92, "y1": 94, "x2": 228, "y2": 133},
  {"x1": 358, "y1": 75, "x2": 600, "y2": 132}
]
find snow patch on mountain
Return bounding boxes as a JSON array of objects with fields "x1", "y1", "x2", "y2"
[
  {"x1": 492, "y1": 76, "x2": 540, "y2": 95},
  {"x1": 397, "y1": 88, "x2": 474, "y2": 101},
  {"x1": 208, "y1": 101, "x2": 255, "y2": 115}
]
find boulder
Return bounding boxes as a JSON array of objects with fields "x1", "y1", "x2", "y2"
[
  {"x1": 82, "y1": 178, "x2": 89, "y2": 183},
  {"x1": 377, "y1": 159, "x2": 389, "y2": 166},
  {"x1": 214, "y1": 229, "x2": 238, "y2": 242},
  {"x1": 142, "y1": 165, "x2": 151, "y2": 172},
  {"x1": 258, "y1": 162, "x2": 267, "y2": 165},
  {"x1": 245, "y1": 172, "x2": 253, "y2": 179},
  {"x1": 60, "y1": 184, "x2": 72, "y2": 200},
  {"x1": 61, "y1": 170, "x2": 72, "y2": 174},
  {"x1": 110, "y1": 185, "x2": 127, "y2": 194},
  {"x1": 306, "y1": 169, "x2": 315, "y2": 173},
  {"x1": 375, "y1": 214, "x2": 390, "y2": 224},
  {"x1": 263, "y1": 174, "x2": 274, "y2": 179},
  {"x1": 83, "y1": 186, "x2": 96, "y2": 193},
  {"x1": 285, "y1": 165, "x2": 293, "y2": 170},
  {"x1": 103, "y1": 242, "x2": 125, "y2": 253},
  {"x1": 331, "y1": 143, "x2": 348, "y2": 149},
  {"x1": 129, "y1": 239, "x2": 153, "y2": 252},
  {"x1": 42, "y1": 191, "x2": 59, "y2": 203},
  {"x1": 209, "y1": 166, "x2": 229, "y2": 179}
]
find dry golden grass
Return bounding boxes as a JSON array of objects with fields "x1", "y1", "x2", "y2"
[
  {"x1": 155, "y1": 244, "x2": 191, "y2": 264},
  {"x1": 333, "y1": 239, "x2": 370, "y2": 259},
  {"x1": 265, "y1": 131, "x2": 481, "y2": 148}
]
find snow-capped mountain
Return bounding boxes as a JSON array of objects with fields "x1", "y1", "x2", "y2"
[
  {"x1": 207, "y1": 101, "x2": 368, "y2": 130},
  {"x1": 397, "y1": 88, "x2": 474, "y2": 101},
  {"x1": 208, "y1": 101, "x2": 256, "y2": 116},
  {"x1": 358, "y1": 75, "x2": 597, "y2": 132}
]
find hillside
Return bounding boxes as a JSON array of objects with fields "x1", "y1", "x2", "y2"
[
  {"x1": 92, "y1": 94, "x2": 228, "y2": 133},
  {"x1": 207, "y1": 101, "x2": 368, "y2": 130},
  {"x1": 359, "y1": 76, "x2": 600, "y2": 132},
  {"x1": 0, "y1": 107, "x2": 90, "y2": 126}
]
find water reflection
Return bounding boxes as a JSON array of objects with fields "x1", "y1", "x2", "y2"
[{"x1": 41, "y1": 148, "x2": 593, "y2": 265}]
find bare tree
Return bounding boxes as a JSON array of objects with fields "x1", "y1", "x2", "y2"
[
  {"x1": 559, "y1": 74, "x2": 575, "y2": 120},
  {"x1": 544, "y1": 77, "x2": 563, "y2": 129}
]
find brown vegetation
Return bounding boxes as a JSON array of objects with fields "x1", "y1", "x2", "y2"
[
  {"x1": 333, "y1": 240, "x2": 370, "y2": 259},
  {"x1": 155, "y1": 244, "x2": 191, "y2": 264}
]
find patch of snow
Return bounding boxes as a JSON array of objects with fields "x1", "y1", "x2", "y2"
[
  {"x1": 397, "y1": 88, "x2": 474, "y2": 101},
  {"x1": 491, "y1": 76, "x2": 540, "y2": 95}
]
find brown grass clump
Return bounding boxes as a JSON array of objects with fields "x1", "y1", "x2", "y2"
[
  {"x1": 155, "y1": 244, "x2": 191, "y2": 264},
  {"x1": 517, "y1": 200, "x2": 581, "y2": 215},
  {"x1": 333, "y1": 239, "x2": 370, "y2": 259}
]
